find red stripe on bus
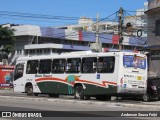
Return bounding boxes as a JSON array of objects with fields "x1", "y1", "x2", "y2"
[
  {"x1": 35, "y1": 77, "x2": 117, "y2": 87},
  {"x1": 77, "y1": 79, "x2": 104, "y2": 86},
  {"x1": 103, "y1": 81, "x2": 117, "y2": 85},
  {"x1": 35, "y1": 77, "x2": 65, "y2": 82}
]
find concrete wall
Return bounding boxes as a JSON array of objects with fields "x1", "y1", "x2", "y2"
[{"x1": 147, "y1": 12, "x2": 160, "y2": 45}]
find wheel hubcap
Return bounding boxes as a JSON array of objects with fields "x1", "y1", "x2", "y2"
[
  {"x1": 143, "y1": 95, "x2": 149, "y2": 101},
  {"x1": 75, "y1": 91, "x2": 81, "y2": 98},
  {"x1": 28, "y1": 88, "x2": 33, "y2": 94}
]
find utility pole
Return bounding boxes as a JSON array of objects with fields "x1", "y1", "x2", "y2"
[
  {"x1": 96, "y1": 13, "x2": 99, "y2": 44},
  {"x1": 90, "y1": 13, "x2": 102, "y2": 52},
  {"x1": 96, "y1": 13, "x2": 102, "y2": 52},
  {"x1": 118, "y1": 7, "x2": 124, "y2": 51}
]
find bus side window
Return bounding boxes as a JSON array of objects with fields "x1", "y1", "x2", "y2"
[
  {"x1": 52, "y1": 59, "x2": 66, "y2": 73},
  {"x1": 98, "y1": 57, "x2": 115, "y2": 73},
  {"x1": 26, "y1": 60, "x2": 38, "y2": 74},
  {"x1": 39, "y1": 59, "x2": 52, "y2": 74},
  {"x1": 14, "y1": 63, "x2": 24, "y2": 81},
  {"x1": 109, "y1": 61, "x2": 115, "y2": 73},
  {"x1": 82, "y1": 57, "x2": 97, "y2": 73},
  {"x1": 66, "y1": 58, "x2": 81, "y2": 73}
]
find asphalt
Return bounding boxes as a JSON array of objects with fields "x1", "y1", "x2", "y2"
[{"x1": 0, "y1": 89, "x2": 160, "y2": 110}]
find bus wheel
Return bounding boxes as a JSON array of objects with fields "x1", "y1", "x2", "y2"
[
  {"x1": 84, "y1": 95, "x2": 90, "y2": 100},
  {"x1": 26, "y1": 85, "x2": 33, "y2": 96},
  {"x1": 74, "y1": 86, "x2": 84, "y2": 100},
  {"x1": 34, "y1": 93, "x2": 38, "y2": 96},
  {"x1": 96, "y1": 96, "x2": 111, "y2": 101},
  {"x1": 142, "y1": 94, "x2": 150, "y2": 102},
  {"x1": 49, "y1": 94, "x2": 59, "y2": 98}
]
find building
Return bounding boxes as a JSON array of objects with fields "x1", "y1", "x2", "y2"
[
  {"x1": 124, "y1": 2, "x2": 148, "y2": 38},
  {"x1": 145, "y1": 0, "x2": 160, "y2": 45},
  {"x1": 144, "y1": 0, "x2": 160, "y2": 77},
  {"x1": 1, "y1": 13, "x2": 147, "y2": 65}
]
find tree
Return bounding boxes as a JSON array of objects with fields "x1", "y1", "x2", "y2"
[{"x1": 0, "y1": 25, "x2": 15, "y2": 53}]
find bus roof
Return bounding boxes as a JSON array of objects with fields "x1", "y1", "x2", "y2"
[{"x1": 16, "y1": 51, "x2": 145, "y2": 62}]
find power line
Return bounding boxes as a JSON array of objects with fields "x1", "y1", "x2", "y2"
[
  {"x1": 0, "y1": 16, "x2": 78, "y2": 25},
  {"x1": 0, "y1": 10, "x2": 118, "y2": 22},
  {"x1": 0, "y1": 11, "x2": 80, "y2": 20},
  {"x1": 0, "y1": 9, "x2": 147, "y2": 46},
  {"x1": 58, "y1": 11, "x2": 118, "y2": 39}
]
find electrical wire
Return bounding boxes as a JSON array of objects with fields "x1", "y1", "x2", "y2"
[{"x1": 0, "y1": 9, "x2": 148, "y2": 47}]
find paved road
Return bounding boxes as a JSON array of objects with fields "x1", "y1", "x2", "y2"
[
  {"x1": 0, "y1": 99, "x2": 158, "y2": 120},
  {"x1": 0, "y1": 89, "x2": 160, "y2": 120},
  {"x1": 1, "y1": 89, "x2": 160, "y2": 110}
]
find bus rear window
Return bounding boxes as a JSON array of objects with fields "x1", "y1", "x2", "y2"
[{"x1": 123, "y1": 55, "x2": 146, "y2": 69}]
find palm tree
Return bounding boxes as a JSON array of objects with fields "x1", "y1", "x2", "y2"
[{"x1": 0, "y1": 25, "x2": 15, "y2": 53}]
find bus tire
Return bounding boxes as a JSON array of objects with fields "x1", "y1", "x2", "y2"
[
  {"x1": 96, "y1": 95, "x2": 111, "y2": 101},
  {"x1": 49, "y1": 93, "x2": 59, "y2": 98},
  {"x1": 96, "y1": 96, "x2": 101, "y2": 100},
  {"x1": 34, "y1": 93, "x2": 38, "y2": 96},
  {"x1": 26, "y1": 85, "x2": 33, "y2": 96},
  {"x1": 84, "y1": 95, "x2": 90, "y2": 100},
  {"x1": 142, "y1": 94, "x2": 151, "y2": 102},
  {"x1": 74, "y1": 86, "x2": 84, "y2": 100}
]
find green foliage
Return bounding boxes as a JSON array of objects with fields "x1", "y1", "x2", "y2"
[{"x1": 0, "y1": 25, "x2": 15, "y2": 53}]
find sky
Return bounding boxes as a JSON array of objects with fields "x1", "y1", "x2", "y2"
[{"x1": 0, "y1": 0, "x2": 147, "y2": 27}]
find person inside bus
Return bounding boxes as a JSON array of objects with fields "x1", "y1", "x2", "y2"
[
  {"x1": 69, "y1": 63, "x2": 76, "y2": 72},
  {"x1": 98, "y1": 58, "x2": 107, "y2": 73},
  {"x1": 27, "y1": 62, "x2": 38, "y2": 74}
]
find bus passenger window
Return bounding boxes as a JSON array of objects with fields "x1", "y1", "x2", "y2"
[
  {"x1": 26, "y1": 60, "x2": 38, "y2": 74},
  {"x1": 52, "y1": 59, "x2": 66, "y2": 73},
  {"x1": 98, "y1": 57, "x2": 115, "y2": 73},
  {"x1": 66, "y1": 58, "x2": 81, "y2": 73},
  {"x1": 82, "y1": 57, "x2": 97, "y2": 73},
  {"x1": 39, "y1": 59, "x2": 52, "y2": 74}
]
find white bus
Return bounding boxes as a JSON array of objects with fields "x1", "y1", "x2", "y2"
[{"x1": 13, "y1": 51, "x2": 147, "y2": 100}]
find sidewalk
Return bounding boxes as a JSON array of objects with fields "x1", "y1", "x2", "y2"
[{"x1": 0, "y1": 88, "x2": 14, "y2": 93}]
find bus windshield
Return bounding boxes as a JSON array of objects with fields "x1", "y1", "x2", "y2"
[{"x1": 123, "y1": 55, "x2": 146, "y2": 69}]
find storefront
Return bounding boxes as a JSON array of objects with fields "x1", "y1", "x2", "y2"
[{"x1": 0, "y1": 65, "x2": 14, "y2": 89}]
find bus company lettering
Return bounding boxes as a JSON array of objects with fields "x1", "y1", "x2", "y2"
[
  {"x1": 35, "y1": 74, "x2": 52, "y2": 77},
  {"x1": 35, "y1": 74, "x2": 42, "y2": 77},
  {"x1": 43, "y1": 74, "x2": 52, "y2": 77}
]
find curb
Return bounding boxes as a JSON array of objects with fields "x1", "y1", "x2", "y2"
[{"x1": 0, "y1": 95, "x2": 160, "y2": 110}]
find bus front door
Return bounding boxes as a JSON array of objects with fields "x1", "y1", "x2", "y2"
[{"x1": 13, "y1": 63, "x2": 25, "y2": 92}]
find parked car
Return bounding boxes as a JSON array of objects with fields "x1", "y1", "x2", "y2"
[{"x1": 142, "y1": 78, "x2": 160, "y2": 102}]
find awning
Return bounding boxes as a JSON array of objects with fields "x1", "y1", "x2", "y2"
[
  {"x1": 145, "y1": 7, "x2": 160, "y2": 14},
  {"x1": 146, "y1": 45, "x2": 160, "y2": 50}
]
